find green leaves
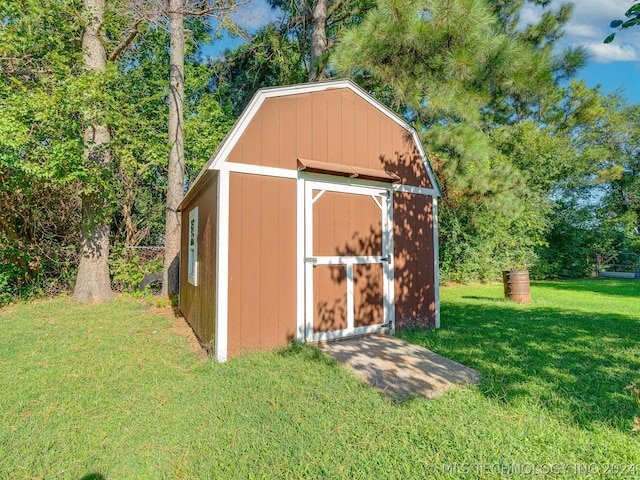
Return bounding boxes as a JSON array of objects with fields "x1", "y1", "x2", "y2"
[
  {"x1": 332, "y1": 0, "x2": 569, "y2": 281},
  {"x1": 0, "y1": 0, "x2": 242, "y2": 301},
  {"x1": 211, "y1": 24, "x2": 308, "y2": 116},
  {"x1": 604, "y1": 1, "x2": 640, "y2": 43},
  {"x1": 331, "y1": 0, "x2": 640, "y2": 281}
]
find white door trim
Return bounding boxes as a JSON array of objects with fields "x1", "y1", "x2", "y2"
[{"x1": 303, "y1": 179, "x2": 394, "y2": 342}]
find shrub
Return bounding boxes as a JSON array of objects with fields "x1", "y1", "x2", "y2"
[{"x1": 109, "y1": 246, "x2": 163, "y2": 293}]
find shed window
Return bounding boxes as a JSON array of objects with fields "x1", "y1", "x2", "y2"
[{"x1": 188, "y1": 207, "x2": 198, "y2": 286}]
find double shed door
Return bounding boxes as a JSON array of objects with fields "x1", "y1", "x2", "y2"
[{"x1": 304, "y1": 180, "x2": 394, "y2": 342}]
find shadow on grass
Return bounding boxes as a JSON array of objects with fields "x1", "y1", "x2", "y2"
[
  {"x1": 533, "y1": 278, "x2": 640, "y2": 298},
  {"x1": 461, "y1": 296, "x2": 509, "y2": 303},
  {"x1": 402, "y1": 300, "x2": 640, "y2": 431},
  {"x1": 277, "y1": 342, "x2": 338, "y2": 367},
  {"x1": 79, "y1": 474, "x2": 105, "y2": 480}
]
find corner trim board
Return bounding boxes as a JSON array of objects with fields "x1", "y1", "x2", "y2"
[
  {"x1": 433, "y1": 197, "x2": 440, "y2": 329},
  {"x1": 296, "y1": 177, "x2": 305, "y2": 342},
  {"x1": 215, "y1": 169, "x2": 230, "y2": 362}
]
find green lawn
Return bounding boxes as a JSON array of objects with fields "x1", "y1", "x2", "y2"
[{"x1": 1, "y1": 280, "x2": 639, "y2": 479}]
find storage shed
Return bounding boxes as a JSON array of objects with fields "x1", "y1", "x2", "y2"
[{"x1": 178, "y1": 79, "x2": 441, "y2": 361}]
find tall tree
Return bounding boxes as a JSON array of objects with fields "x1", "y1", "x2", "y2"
[
  {"x1": 211, "y1": 0, "x2": 375, "y2": 114},
  {"x1": 162, "y1": 0, "x2": 186, "y2": 296},
  {"x1": 309, "y1": 0, "x2": 328, "y2": 80},
  {"x1": 161, "y1": 0, "x2": 237, "y2": 297},
  {"x1": 1, "y1": 0, "x2": 235, "y2": 303},
  {"x1": 73, "y1": 0, "x2": 160, "y2": 301},
  {"x1": 73, "y1": 0, "x2": 114, "y2": 302},
  {"x1": 332, "y1": 0, "x2": 583, "y2": 281}
]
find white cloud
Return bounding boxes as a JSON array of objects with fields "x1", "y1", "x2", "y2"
[
  {"x1": 564, "y1": 23, "x2": 601, "y2": 39},
  {"x1": 566, "y1": 0, "x2": 628, "y2": 26},
  {"x1": 519, "y1": 3, "x2": 544, "y2": 25},
  {"x1": 587, "y1": 42, "x2": 639, "y2": 63},
  {"x1": 231, "y1": 0, "x2": 284, "y2": 31},
  {"x1": 520, "y1": 0, "x2": 640, "y2": 64}
]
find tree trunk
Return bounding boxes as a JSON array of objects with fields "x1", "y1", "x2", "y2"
[
  {"x1": 309, "y1": 0, "x2": 328, "y2": 81},
  {"x1": 73, "y1": 0, "x2": 114, "y2": 303},
  {"x1": 162, "y1": 0, "x2": 185, "y2": 297}
]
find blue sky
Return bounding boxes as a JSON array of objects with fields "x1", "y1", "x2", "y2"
[
  {"x1": 208, "y1": 0, "x2": 639, "y2": 105},
  {"x1": 521, "y1": 0, "x2": 640, "y2": 104}
]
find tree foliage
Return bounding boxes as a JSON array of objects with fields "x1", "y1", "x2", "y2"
[
  {"x1": 0, "y1": 0, "x2": 233, "y2": 304},
  {"x1": 211, "y1": 0, "x2": 376, "y2": 113},
  {"x1": 332, "y1": 0, "x2": 581, "y2": 281},
  {"x1": 585, "y1": 98, "x2": 640, "y2": 252},
  {"x1": 605, "y1": 2, "x2": 640, "y2": 43},
  {"x1": 211, "y1": 24, "x2": 308, "y2": 116},
  {"x1": 2, "y1": 0, "x2": 639, "y2": 304},
  {"x1": 1, "y1": 0, "x2": 87, "y2": 301},
  {"x1": 330, "y1": 0, "x2": 640, "y2": 281}
]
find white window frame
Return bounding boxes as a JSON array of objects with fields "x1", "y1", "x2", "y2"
[{"x1": 188, "y1": 207, "x2": 198, "y2": 286}]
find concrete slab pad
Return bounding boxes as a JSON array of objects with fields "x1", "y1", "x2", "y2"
[{"x1": 318, "y1": 335, "x2": 480, "y2": 400}]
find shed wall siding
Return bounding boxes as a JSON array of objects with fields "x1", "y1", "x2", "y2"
[
  {"x1": 179, "y1": 174, "x2": 218, "y2": 346},
  {"x1": 226, "y1": 90, "x2": 433, "y2": 189},
  {"x1": 227, "y1": 173, "x2": 297, "y2": 358},
  {"x1": 393, "y1": 192, "x2": 436, "y2": 329}
]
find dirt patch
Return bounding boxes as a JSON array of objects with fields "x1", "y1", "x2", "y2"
[{"x1": 147, "y1": 304, "x2": 209, "y2": 361}]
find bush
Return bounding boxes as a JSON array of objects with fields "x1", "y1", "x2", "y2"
[
  {"x1": 109, "y1": 246, "x2": 163, "y2": 293},
  {"x1": 0, "y1": 240, "x2": 77, "y2": 307},
  {"x1": 0, "y1": 239, "x2": 165, "y2": 307}
]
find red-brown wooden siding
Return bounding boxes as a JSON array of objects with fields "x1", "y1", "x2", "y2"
[
  {"x1": 393, "y1": 192, "x2": 436, "y2": 329},
  {"x1": 354, "y1": 263, "x2": 384, "y2": 327},
  {"x1": 312, "y1": 190, "x2": 382, "y2": 257},
  {"x1": 311, "y1": 189, "x2": 385, "y2": 332},
  {"x1": 226, "y1": 89, "x2": 433, "y2": 189},
  {"x1": 179, "y1": 171, "x2": 218, "y2": 346},
  {"x1": 227, "y1": 173, "x2": 297, "y2": 358},
  {"x1": 180, "y1": 84, "x2": 437, "y2": 359},
  {"x1": 313, "y1": 265, "x2": 347, "y2": 332}
]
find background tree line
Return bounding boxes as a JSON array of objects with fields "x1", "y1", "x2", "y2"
[{"x1": 1, "y1": 0, "x2": 638, "y2": 305}]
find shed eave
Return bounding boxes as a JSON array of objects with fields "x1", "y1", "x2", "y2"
[{"x1": 177, "y1": 169, "x2": 217, "y2": 212}]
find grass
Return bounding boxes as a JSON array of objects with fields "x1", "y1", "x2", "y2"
[
  {"x1": 1, "y1": 280, "x2": 639, "y2": 478},
  {"x1": 402, "y1": 279, "x2": 640, "y2": 430}
]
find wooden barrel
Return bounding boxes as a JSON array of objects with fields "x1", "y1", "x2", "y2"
[{"x1": 502, "y1": 270, "x2": 531, "y2": 304}]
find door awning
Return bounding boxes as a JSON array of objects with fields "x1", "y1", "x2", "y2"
[{"x1": 297, "y1": 158, "x2": 400, "y2": 183}]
